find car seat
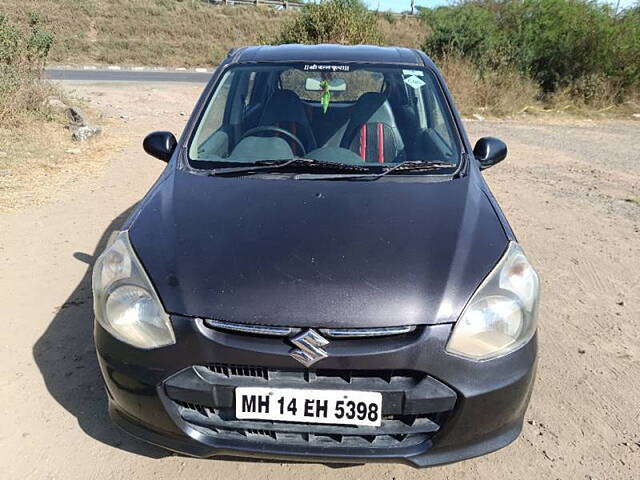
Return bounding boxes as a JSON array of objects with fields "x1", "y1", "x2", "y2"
[
  {"x1": 257, "y1": 89, "x2": 317, "y2": 154},
  {"x1": 339, "y1": 93, "x2": 405, "y2": 163}
]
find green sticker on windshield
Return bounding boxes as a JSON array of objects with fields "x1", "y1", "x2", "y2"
[{"x1": 320, "y1": 80, "x2": 331, "y2": 114}]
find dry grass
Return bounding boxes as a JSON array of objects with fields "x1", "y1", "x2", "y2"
[
  {"x1": 1, "y1": 1, "x2": 291, "y2": 66},
  {"x1": 436, "y1": 55, "x2": 640, "y2": 118},
  {"x1": 436, "y1": 55, "x2": 541, "y2": 117},
  {"x1": 376, "y1": 14, "x2": 424, "y2": 49},
  {"x1": 0, "y1": 70, "x2": 62, "y2": 127},
  {"x1": 0, "y1": 117, "x2": 120, "y2": 212},
  {"x1": 544, "y1": 80, "x2": 640, "y2": 117},
  {"x1": 1, "y1": 1, "x2": 422, "y2": 66},
  {"x1": 0, "y1": 13, "x2": 57, "y2": 127}
]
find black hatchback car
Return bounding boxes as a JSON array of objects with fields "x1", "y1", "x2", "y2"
[{"x1": 92, "y1": 45, "x2": 540, "y2": 467}]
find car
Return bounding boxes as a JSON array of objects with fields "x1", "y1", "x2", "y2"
[{"x1": 92, "y1": 44, "x2": 540, "y2": 467}]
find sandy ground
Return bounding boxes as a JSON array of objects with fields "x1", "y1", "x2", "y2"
[{"x1": 0, "y1": 82, "x2": 639, "y2": 479}]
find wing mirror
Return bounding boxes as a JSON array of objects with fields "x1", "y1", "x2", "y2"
[
  {"x1": 473, "y1": 137, "x2": 507, "y2": 170},
  {"x1": 143, "y1": 131, "x2": 177, "y2": 162}
]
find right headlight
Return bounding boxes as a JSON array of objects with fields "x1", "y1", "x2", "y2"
[
  {"x1": 446, "y1": 242, "x2": 540, "y2": 361},
  {"x1": 92, "y1": 230, "x2": 175, "y2": 349}
]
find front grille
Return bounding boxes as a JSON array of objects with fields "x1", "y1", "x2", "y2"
[
  {"x1": 204, "y1": 363, "x2": 423, "y2": 387},
  {"x1": 163, "y1": 364, "x2": 457, "y2": 454},
  {"x1": 175, "y1": 400, "x2": 438, "y2": 448},
  {"x1": 201, "y1": 318, "x2": 418, "y2": 339},
  {"x1": 207, "y1": 363, "x2": 270, "y2": 380}
]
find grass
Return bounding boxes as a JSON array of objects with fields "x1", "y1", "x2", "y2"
[
  {"x1": 435, "y1": 55, "x2": 541, "y2": 117},
  {"x1": 1, "y1": 1, "x2": 286, "y2": 66},
  {"x1": 0, "y1": 12, "x2": 114, "y2": 212},
  {"x1": 1, "y1": 1, "x2": 423, "y2": 67},
  {"x1": 2, "y1": 0, "x2": 638, "y2": 121},
  {"x1": 1, "y1": 13, "x2": 56, "y2": 127},
  {"x1": 0, "y1": 118, "x2": 118, "y2": 212}
]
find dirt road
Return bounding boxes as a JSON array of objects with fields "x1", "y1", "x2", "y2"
[{"x1": 1, "y1": 82, "x2": 638, "y2": 479}]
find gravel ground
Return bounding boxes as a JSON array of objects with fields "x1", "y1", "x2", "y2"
[{"x1": 0, "y1": 83, "x2": 638, "y2": 479}]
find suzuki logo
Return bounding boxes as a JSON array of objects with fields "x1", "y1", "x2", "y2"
[{"x1": 289, "y1": 329, "x2": 329, "y2": 367}]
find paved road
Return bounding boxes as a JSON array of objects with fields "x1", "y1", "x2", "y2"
[{"x1": 45, "y1": 67, "x2": 212, "y2": 83}]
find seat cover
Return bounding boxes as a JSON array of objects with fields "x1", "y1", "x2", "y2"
[
  {"x1": 258, "y1": 90, "x2": 317, "y2": 153},
  {"x1": 340, "y1": 93, "x2": 405, "y2": 163}
]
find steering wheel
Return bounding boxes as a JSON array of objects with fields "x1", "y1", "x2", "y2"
[{"x1": 239, "y1": 126, "x2": 306, "y2": 155}]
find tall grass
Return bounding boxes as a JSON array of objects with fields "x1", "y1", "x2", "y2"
[
  {"x1": 2, "y1": 0, "x2": 638, "y2": 116},
  {"x1": 2, "y1": 0, "x2": 293, "y2": 67},
  {"x1": 437, "y1": 55, "x2": 540, "y2": 116},
  {"x1": 422, "y1": 0, "x2": 640, "y2": 105},
  {"x1": 0, "y1": 14, "x2": 56, "y2": 127}
]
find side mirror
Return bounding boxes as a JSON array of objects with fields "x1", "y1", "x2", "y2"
[
  {"x1": 473, "y1": 137, "x2": 507, "y2": 170},
  {"x1": 143, "y1": 131, "x2": 177, "y2": 162}
]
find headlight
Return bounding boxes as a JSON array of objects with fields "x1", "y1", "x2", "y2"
[
  {"x1": 446, "y1": 242, "x2": 539, "y2": 360},
  {"x1": 92, "y1": 231, "x2": 175, "y2": 349}
]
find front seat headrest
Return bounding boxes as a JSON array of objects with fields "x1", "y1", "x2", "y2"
[
  {"x1": 258, "y1": 89, "x2": 317, "y2": 152},
  {"x1": 259, "y1": 90, "x2": 310, "y2": 126},
  {"x1": 340, "y1": 93, "x2": 405, "y2": 160}
]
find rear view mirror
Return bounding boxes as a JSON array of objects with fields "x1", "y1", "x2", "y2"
[
  {"x1": 143, "y1": 131, "x2": 177, "y2": 162},
  {"x1": 473, "y1": 137, "x2": 507, "y2": 170},
  {"x1": 305, "y1": 78, "x2": 347, "y2": 92}
]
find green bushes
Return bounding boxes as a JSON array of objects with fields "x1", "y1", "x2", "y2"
[
  {"x1": 275, "y1": 0, "x2": 382, "y2": 45},
  {"x1": 270, "y1": 0, "x2": 638, "y2": 113},
  {"x1": 0, "y1": 14, "x2": 55, "y2": 126},
  {"x1": 422, "y1": 0, "x2": 640, "y2": 102},
  {"x1": 422, "y1": 3, "x2": 512, "y2": 71}
]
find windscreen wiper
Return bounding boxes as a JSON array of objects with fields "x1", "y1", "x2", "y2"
[
  {"x1": 293, "y1": 161, "x2": 457, "y2": 181},
  {"x1": 207, "y1": 158, "x2": 371, "y2": 176}
]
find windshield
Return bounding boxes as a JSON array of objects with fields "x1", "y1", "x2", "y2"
[{"x1": 189, "y1": 63, "x2": 461, "y2": 171}]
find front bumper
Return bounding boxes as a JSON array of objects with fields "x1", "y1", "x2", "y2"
[{"x1": 96, "y1": 315, "x2": 537, "y2": 467}]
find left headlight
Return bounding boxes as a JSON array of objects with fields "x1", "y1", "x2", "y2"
[
  {"x1": 446, "y1": 242, "x2": 540, "y2": 361},
  {"x1": 92, "y1": 231, "x2": 175, "y2": 349}
]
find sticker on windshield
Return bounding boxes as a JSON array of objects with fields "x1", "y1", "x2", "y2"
[
  {"x1": 403, "y1": 69, "x2": 424, "y2": 77},
  {"x1": 304, "y1": 64, "x2": 350, "y2": 72},
  {"x1": 404, "y1": 75, "x2": 426, "y2": 89}
]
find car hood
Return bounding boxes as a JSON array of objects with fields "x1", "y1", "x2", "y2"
[{"x1": 129, "y1": 169, "x2": 507, "y2": 328}]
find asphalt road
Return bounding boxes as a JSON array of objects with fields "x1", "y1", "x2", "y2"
[{"x1": 45, "y1": 67, "x2": 212, "y2": 83}]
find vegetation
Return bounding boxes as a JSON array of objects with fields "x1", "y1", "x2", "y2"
[
  {"x1": 0, "y1": 0, "x2": 422, "y2": 66},
  {"x1": 0, "y1": 0, "x2": 291, "y2": 67},
  {"x1": 1, "y1": 0, "x2": 639, "y2": 116},
  {"x1": 269, "y1": 0, "x2": 540, "y2": 114},
  {"x1": 0, "y1": 13, "x2": 111, "y2": 212},
  {"x1": 436, "y1": 54, "x2": 540, "y2": 116},
  {"x1": 269, "y1": 0, "x2": 640, "y2": 114},
  {"x1": 275, "y1": 0, "x2": 382, "y2": 44},
  {"x1": 0, "y1": 13, "x2": 56, "y2": 126},
  {"x1": 421, "y1": 0, "x2": 640, "y2": 105}
]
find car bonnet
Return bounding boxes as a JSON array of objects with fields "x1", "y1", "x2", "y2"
[{"x1": 128, "y1": 170, "x2": 508, "y2": 328}]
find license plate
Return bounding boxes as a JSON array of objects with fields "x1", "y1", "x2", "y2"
[{"x1": 235, "y1": 387, "x2": 382, "y2": 427}]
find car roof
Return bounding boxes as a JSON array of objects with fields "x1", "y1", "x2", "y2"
[{"x1": 229, "y1": 44, "x2": 432, "y2": 67}]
